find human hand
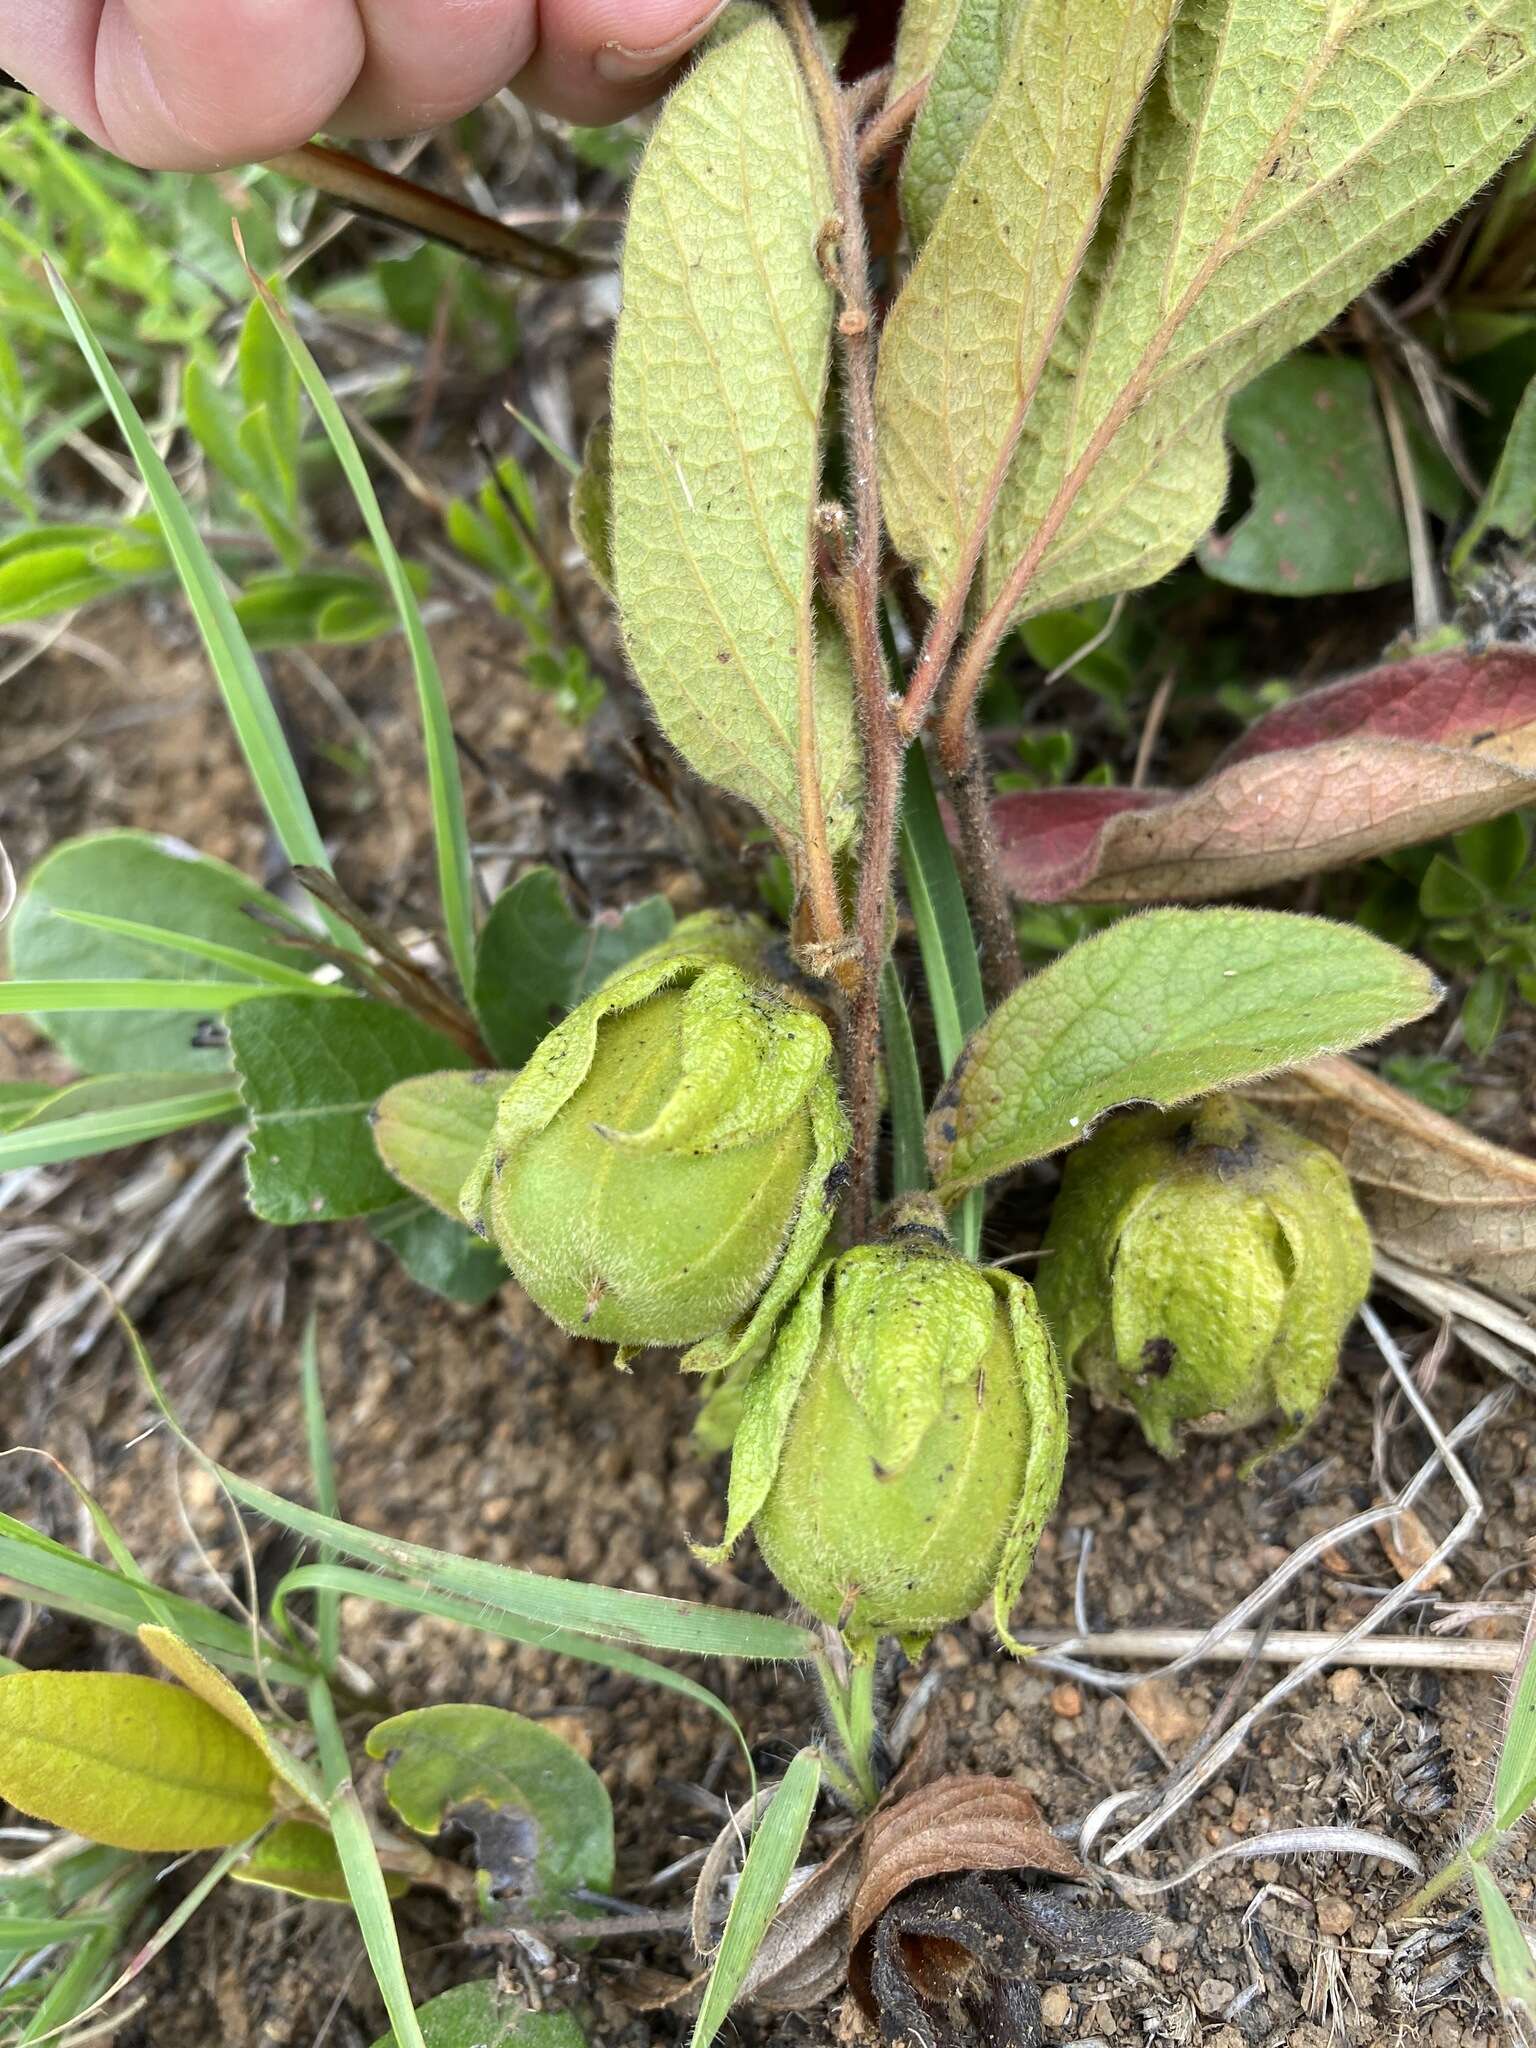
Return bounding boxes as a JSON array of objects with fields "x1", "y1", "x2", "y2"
[{"x1": 0, "y1": 0, "x2": 727, "y2": 170}]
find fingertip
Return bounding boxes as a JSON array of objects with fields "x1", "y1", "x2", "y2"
[
  {"x1": 94, "y1": 0, "x2": 364, "y2": 167},
  {"x1": 513, "y1": 0, "x2": 726, "y2": 126}
]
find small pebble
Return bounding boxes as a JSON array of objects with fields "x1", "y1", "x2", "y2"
[
  {"x1": 1328, "y1": 1666, "x2": 1363, "y2": 1707},
  {"x1": 1049, "y1": 1682, "x2": 1083, "y2": 1719},
  {"x1": 1195, "y1": 1977, "x2": 1236, "y2": 2018},
  {"x1": 1039, "y1": 1986, "x2": 1072, "y2": 2029},
  {"x1": 1316, "y1": 1894, "x2": 1355, "y2": 1937}
]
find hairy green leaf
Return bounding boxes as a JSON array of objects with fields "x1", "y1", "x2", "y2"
[
  {"x1": 570, "y1": 420, "x2": 615, "y2": 596},
  {"x1": 374, "y1": 1986, "x2": 585, "y2": 2048},
  {"x1": 366, "y1": 1705, "x2": 612, "y2": 1916},
  {"x1": 370, "y1": 1201, "x2": 507, "y2": 1304},
  {"x1": 1200, "y1": 353, "x2": 1461, "y2": 595},
  {"x1": 890, "y1": 0, "x2": 963, "y2": 104},
  {"x1": 879, "y1": 0, "x2": 1177, "y2": 597},
  {"x1": 0, "y1": 1671, "x2": 274, "y2": 1852},
  {"x1": 928, "y1": 908, "x2": 1440, "y2": 1197},
  {"x1": 229, "y1": 995, "x2": 470, "y2": 1223},
  {"x1": 611, "y1": 12, "x2": 860, "y2": 857},
  {"x1": 901, "y1": 0, "x2": 1023, "y2": 248},
  {"x1": 975, "y1": 0, "x2": 1536, "y2": 623},
  {"x1": 474, "y1": 867, "x2": 674, "y2": 1068},
  {"x1": 372, "y1": 1070, "x2": 508, "y2": 1217},
  {"x1": 9, "y1": 831, "x2": 305, "y2": 1074}
]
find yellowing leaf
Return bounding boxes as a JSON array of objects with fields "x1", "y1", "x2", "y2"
[
  {"x1": 927, "y1": 908, "x2": 1439, "y2": 1198},
  {"x1": 234, "y1": 1819, "x2": 409, "y2": 1903},
  {"x1": 878, "y1": 0, "x2": 1177, "y2": 594},
  {"x1": 0, "y1": 1670, "x2": 275, "y2": 1851},
  {"x1": 611, "y1": 13, "x2": 860, "y2": 860},
  {"x1": 977, "y1": 0, "x2": 1536, "y2": 623},
  {"x1": 137, "y1": 1624, "x2": 319, "y2": 1814}
]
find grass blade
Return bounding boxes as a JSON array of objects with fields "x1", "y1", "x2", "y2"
[
  {"x1": 879, "y1": 959, "x2": 928, "y2": 1198},
  {"x1": 690, "y1": 1749, "x2": 821, "y2": 2048},
  {"x1": 43, "y1": 262, "x2": 356, "y2": 956},
  {"x1": 0, "y1": 1517, "x2": 313, "y2": 1687},
  {"x1": 297, "y1": 1317, "x2": 341, "y2": 1674},
  {"x1": 225, "y1": 1470, "x2": 815, "y2": 1661},
  {"x1": 1494, "y1": 1593, "x2": 1536, "y2": 1830},
  {"x1": 0, "y1": 980, "x2": 288, "y2": 1013},
  {"x1": 0, "y1": 1084, "x2": 242, "y2": 1172},
  {"x1": 51, "y1": 911, "x2": 349, "y2": 995},
  {"x1": 898, "y1": 746, "x2": 985, "y2": 1257},
  {"x1": 239, "y1": 252, "x2": 477, "y2": 998},
  {"x1": 307, "y1": 1676, "x2": 425, "y2": 2048},
  {"x1": 1472, "y1": 1862, "x2": 1536, "y2": 2013},
  {"x1": 273, "y1": 1561, "x2": 753, "y2": 1775}
]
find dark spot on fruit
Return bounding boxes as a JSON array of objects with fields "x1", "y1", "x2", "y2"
[{"x1": 1139, "y1": 1336, "x2": 1177, "y2": 1379}]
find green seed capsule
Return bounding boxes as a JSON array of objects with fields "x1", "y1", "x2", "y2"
[
  {"x1": 461, "y1": 916, "x2": 847, "y2": 1355},
  {"x1": 1035, "y1": 1095, "x2": 1371, "y2": 1463},
  {"x1": 705, "y1": 1204, "x2": 1068, "y2": 1655}
]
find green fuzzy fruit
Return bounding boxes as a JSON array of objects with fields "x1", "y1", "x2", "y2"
[
  {"x1": 461, "y1": 927, "x2": 847, "y2": 1353},
  {"x1": 708, "y1": 1204, "x2": 1068, "y2": 1654},
  {"x1": 1036, "y1": 1095, "x2": 1371, "y2": 1463}
]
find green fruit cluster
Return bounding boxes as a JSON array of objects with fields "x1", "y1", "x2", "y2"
[
  {"x1": 702, "y1": 1199, "x2": 1067, "y2": 1655},
  {"x1": 460, "y1": 915, "x2": 846, "y2": 1364},
  {"x1": 1035, "y1": 1095, "x2": 1371, "y2": 1463}
]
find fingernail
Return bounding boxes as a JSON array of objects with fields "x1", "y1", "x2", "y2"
[{"x1": 594, "y1": 2, "x2": 728, "y2": 83}]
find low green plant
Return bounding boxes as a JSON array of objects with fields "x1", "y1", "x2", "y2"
[
  {"x1": 1355, "y1": 812, "x2": 1536, "y2": 1057},
  {"x1": 6, "y1": 0, "x2": 1536, "y2": 2033}
]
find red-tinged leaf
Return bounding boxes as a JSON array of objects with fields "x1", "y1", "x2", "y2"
[{"x1": 994, "y1": 643, "x2": 1536, "y2": 903}]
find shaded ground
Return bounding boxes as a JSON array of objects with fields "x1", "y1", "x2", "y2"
[{"x1": 4, "y1": 577, "x2": 1536, "y2": 2048}]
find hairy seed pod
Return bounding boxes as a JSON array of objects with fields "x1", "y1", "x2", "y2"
[
  {"x1": 704, "y1": 1201, "x2": 1068, "y2": 1654},
  {"x1": 461, "y1": 915, "x2": 848, "y2": 1356},
  {"x1": 1036, "y1": 1095, "x2": 1371, "y2": 1463}
]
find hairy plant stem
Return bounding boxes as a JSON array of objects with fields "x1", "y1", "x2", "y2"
[
  {"x1": 939, "y1": 711, "x2": 1022, "y2": 1005},
  {"x1": 783, "y1": 0, "x2": 903, "y2": 1242},
  {"x1": 857, "y1": 74, "x2": 931, "y2": 173}
]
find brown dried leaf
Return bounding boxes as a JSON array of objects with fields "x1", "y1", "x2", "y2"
[
  {"x1": 849, "y1": 1775, "x2": 1082, "y2": 1953},
  {"x1": 625, "y1": 1721, "x2": 948, "y2": 2016},
  {"x1": 992, "y1": 643, "x2": 1536, "y2": 902},
  {"x1": 1248, "y1": 1056, "x2": 1536, "y2": 1296},
  {"x1": 1376, "y1": 1505, "x2": 1453, "y2": 1591}
]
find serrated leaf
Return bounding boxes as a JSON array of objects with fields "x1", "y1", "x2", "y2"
[
  {"x1": 372, "y1": 1071, "x2": 508, "y2": 1217},
  {"x1": 972, "y1": 0, "x2": 1536, "y2": 624},
  {"x1": 365, "y1": 1705, "x2": 612, "y2": 1917},
  {"x1": 0, "y1": 1671, "x2": 274, "y2": 1852},
  {"x1": 235, "y1": 1819, "x2": 410, "y2": 1904},
  {"x1": 611, "y1": 12, "x2": 860, "y2": 858},
  {"x1": 473, "y1": 867, "x2": 674, "y2": 1068},
  {"x1": 1200, "y1": 353, "x2": 1461, "y2": 596},
  {"x1": 927, "y1": 908, "x2": 1440, "y2": 1197},
  {"x1": 370, "y1": 1200, "x2": 508, "y2": 1304},
  {"x1": 8, "y1": 830, "x2": 303, "y2": 1074},
  {"x1": 372, "y1": 1985, "x2": 586, "y2": 2048},
  {"x1": 229, "y1": 995, "x2": 470, "y2": 1223},
  {"x1": 901, "y1": 0, "x2": 1023, "y2": 249},
  {"x1": 878, "y1": 0, "x2": 1177, "y2": 600}
]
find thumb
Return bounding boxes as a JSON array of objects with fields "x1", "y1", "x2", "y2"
[{"x1": 511, "y1": 0, "x2": 728, "y2": 125}]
